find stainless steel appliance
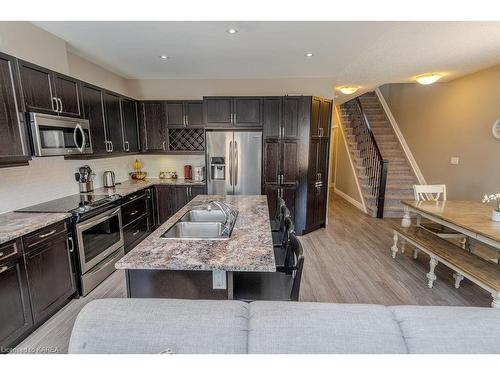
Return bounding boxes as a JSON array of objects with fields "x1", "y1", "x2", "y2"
[
  {"x1": 29, "y1": 112, "x2": 92, "y2": 156},
  {"x1": 16, "y1": 194, "x2": 123, "y2": 296},
  {"x1": 193, "y1": 166, "x2": 206, "y2": 181},
  {"x1": 206, "y1": 131, "x2": 262, "y2": 195},
  {"x1": 103, "y1": 171, "x2": 116, "y2": 188}
]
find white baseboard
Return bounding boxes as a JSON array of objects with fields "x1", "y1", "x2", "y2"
[
  {"x1": 375, "y1": 87, "x2": 426, "y2": 184},
  {"x1": 333, "y1": 186, "x2": 366, "y2": 212}
]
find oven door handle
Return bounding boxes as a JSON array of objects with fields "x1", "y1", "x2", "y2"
[{"x1": 77, "y1": 207, "x2": 121, "y2": 232}]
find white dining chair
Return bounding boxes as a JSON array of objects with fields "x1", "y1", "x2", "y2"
[{"x1": 413, "y1": 184, "x2": 467, "y2": 254}]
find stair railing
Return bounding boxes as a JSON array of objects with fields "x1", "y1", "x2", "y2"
[{"x1": 345, "y1": 98, "x2": 389, "y2": 218}]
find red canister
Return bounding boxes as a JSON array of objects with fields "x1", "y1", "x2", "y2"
[{"x1": 184, "y1": 165, "x2": 192, "y2": 180}]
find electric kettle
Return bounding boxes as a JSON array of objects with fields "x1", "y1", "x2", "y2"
[{"x1": 103, "y1": 171, "x2": 116, "y2": 188}]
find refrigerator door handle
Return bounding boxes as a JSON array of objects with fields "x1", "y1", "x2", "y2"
[
  {"x1": 229, "y1": 140, "x2": 233, "y2": 186},
  {"x1": 234, "y1": 141, "x2": 238, "y2": 186}
]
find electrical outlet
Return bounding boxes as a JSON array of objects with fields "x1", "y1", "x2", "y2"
[
  {"x1": 212, "y1": 270, "x2": 227, "y2": 289},
  {"x1": 450, "y1": 157, "x2": 460, "y2": 165}
]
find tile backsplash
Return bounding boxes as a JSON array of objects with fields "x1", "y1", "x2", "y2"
[{"x1": 0, "y1": 154, "x2": 205, "y2": 213}]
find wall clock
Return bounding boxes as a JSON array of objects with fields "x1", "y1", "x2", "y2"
[{"x1": 493, "y1": 118, "x2": 500, "y2": 140}]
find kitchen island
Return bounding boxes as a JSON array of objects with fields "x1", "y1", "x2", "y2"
[{"x1": 115, "y1": 195, "x2": 275, "y2": 299}]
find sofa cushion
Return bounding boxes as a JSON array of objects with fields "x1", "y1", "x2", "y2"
[
  {"x1": 248, "y1": 301, "x2": 408, "y2": 353},
  {"x1": 390, "y1": 305, "x2": 500, "y2": 354},
  {"x1": 68, "y1": 298, "x2": 249, "y2": 354}
]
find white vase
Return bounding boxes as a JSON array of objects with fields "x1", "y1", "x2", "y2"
[{"x1": 492, "y1": 210, "x2": 500, "y2": 222}]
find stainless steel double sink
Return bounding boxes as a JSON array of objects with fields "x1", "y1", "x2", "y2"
[{"x1": 161, "y1": 207, "x2": 238, "y2": 240}]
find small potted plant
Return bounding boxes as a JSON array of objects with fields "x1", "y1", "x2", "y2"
[{"x1": 482, "y1": 193, "x2": 500, "y2": 222}]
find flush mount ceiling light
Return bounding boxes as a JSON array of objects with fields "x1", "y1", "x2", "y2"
[
  {"x1": 159, "y1": 55, "x2": 168, "y2": 60},
  {"x1": 415, "y1": 73, "x2": 442, "y2": 85},
  {"x1": 226, "y1": 28, "x2": 238, "y2": 34},
  {"x1": 304, "y1": 52, "x2": 314, "y2": 57},
  {"x1": 338, "y1": 86, "x2": 359, "y2": 95}
]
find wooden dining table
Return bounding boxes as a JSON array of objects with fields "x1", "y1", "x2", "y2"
[{"x1": 401, "y1": 200, "x2": 500, "y2": 251}]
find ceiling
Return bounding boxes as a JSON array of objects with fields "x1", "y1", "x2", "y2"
[{"x1": 34, "y1": 21, "x2": 500, "y2": 88}]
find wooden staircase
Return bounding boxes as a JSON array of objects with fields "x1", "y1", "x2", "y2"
[{"x1": 340, "y1": 91, "x2": 417, "y2": 218}]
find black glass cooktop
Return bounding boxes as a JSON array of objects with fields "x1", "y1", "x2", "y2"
[{"x1": 16, "y1": 194, "x2": 122, "y2": 216}]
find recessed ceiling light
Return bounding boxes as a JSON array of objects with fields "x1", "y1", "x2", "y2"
[
  {"x1": 305, "y1": 52, "x2": 314, "y2": 57},
  {"x1": 226, "y1": 28, "x2": 238, "y2": 34},
  {"x1": 415, "y1": 73, "x2": 442, "y2": 85},
  {"x1": 338, "y1": 86, "x2": 359, "y2": 95},
  {"x1": 159, "y1": 55, "x2": 168, "y2": 60}
]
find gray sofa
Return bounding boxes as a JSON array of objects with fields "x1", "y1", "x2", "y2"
[{"x1": 69, "y1": 299, "x2": 500, "y2": 354}]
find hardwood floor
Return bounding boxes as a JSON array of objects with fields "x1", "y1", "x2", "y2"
[
  {"x1": 15, "y1": 192, "x2": 491, "y2": 353},
  {"x1": 299, "y1": 192, "x2": 491, "y2": 306}
]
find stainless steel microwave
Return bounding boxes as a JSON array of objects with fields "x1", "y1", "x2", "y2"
[{"x1": 29, "y1": 112, "x2": 93, "y2": 156}]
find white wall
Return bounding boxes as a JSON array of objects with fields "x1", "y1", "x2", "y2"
[
  {"x1": 128, "y1": 78, "x2": 336, "y2": 100},
  {"x1": 0, "y1": 154, "x2": 204, "y2": 213}
]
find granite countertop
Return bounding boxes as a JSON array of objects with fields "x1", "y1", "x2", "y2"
[
  {"x1": 93, "y1": 178, "x2": 206, "y2": 197},
  {"x1": 115, "y1": 195, "x2": 276, "y2": 272},
  {"x1": 0, "y1": 212, "x2": 71, "y2": 245},
  {"x1": 0, "y1": 178, "x2": 205, "y2": 245}
]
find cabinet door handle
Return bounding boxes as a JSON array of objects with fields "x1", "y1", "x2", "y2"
[
  {"x1": 162, "y1": 141, "x2": 166, "y2": 151},
  {"x1": 0, "y1": 265, "x2": 8, "y2": 274},
  {"x1": 0, "y1": 252, "x2": 4, "y2": 258},
  {"x1": 124, "y1": 141, "x2": 130, "y2": 152},
  {"x1": 67, "y1": 237, "x2": 74, "y2": 253},
  {"x1": 52, "y1": 97, "x2": 59, "y2": 112},
  {"x1": 145, "y1": 190, "x2": 151, "y2": 198},
  {"x1": 130, "y1": 210, "x2": 139, "y2": 216},
  {"x1": 109, "y1": 141, "x2": 114, "y2": 152},
  {"x1": 39, "y1": 229, "x2": 57, "y2": 238},
  {"x1": 58, "y1": 98, "x2": 63, "y2": 113},
  {"x1": 132, "y1": 229, "x2": 140, "y2": 236}
]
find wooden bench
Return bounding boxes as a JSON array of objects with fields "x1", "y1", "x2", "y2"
[{"x1": 391, "y1": 225, "x2": 500, "y2": 308}]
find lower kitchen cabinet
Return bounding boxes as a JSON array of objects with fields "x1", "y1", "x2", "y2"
[
  {"x1": 124, "y1": 214, "x2": 150, "y2": 254},
  {"x1": 155, "y1": 185, "x2": 207, "y2": 226},
  {"x1": 24, "y1": 224, "x2": 76, "y2": 324},
  {"x1": 0, "y1": 240, "x2": 32, "y2": 352},
  {"x1": 0, "y1": 221, "x2": 75, "y2": 351},
  {"x1": 122, "y1": 188, "x2": 154, "y2": 253}
]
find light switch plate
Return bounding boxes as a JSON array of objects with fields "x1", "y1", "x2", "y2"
[
  {"x1": 212, "y1": 270, "x2": 227, "y2": 289},
  {"x1": 450, "y1": 157, "x2": 459, "y2": 165}
]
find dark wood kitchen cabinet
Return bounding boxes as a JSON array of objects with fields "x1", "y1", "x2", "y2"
[
  {"x1": 155, "y1": 185, "x2": 207, "y2": 226},
  {"x1": 103, "y1": 91, "x2": 124, "y2": 153},
  {"x1": 18, "y1": 60, "x2": 82, "y2": 118},
  {"x1": 0, "y1": 52, "x2": 31, "y2": 167},
  {"x1": 311, "y1": 96, "x2": 332, "y2": 138},
  {"x1": 23, "y1": 222, "x2": 76, "y2": 324},
  {"x1": 121, "y1": 98, "x2": 140, "y2": 152},
  {"x1": 80, "y1": 83, "x2": 139, "y2": 156},
  {"x1": 0, "y1": 239, "x2": 32, "y2": 352},
  {"x1": 203, "y1": 96, "x2": 263, "y2": 128},
  {"x1": 122, "y1": 188, "x2": 154, "y2": 253},
  {"x1": 141, "y1": 101, "x2": 167, "y2": 152},
  {"x1": 262, "y1": 96, "x2": 332, "y2": 235},
  {"x1": 166, "y1": 100, "x2": 204, "y2": 128},
  {"x1": 81, "y1": 83, "x2": 108, "y2": 154}
]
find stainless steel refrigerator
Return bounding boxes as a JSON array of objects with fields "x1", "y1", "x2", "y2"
[{"x1": 206, "y1": 131, "x2": 262, "y2": 195}]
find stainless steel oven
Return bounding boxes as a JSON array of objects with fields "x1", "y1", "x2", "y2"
[
  {"x1": 29, "y1": 112, "x2": 92, "y2": 156},
  {"x1": 75, "y1": 207, "x2": 124, "y2": 295}
]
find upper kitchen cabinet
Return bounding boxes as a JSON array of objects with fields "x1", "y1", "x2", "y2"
[
  {"x1": 81, "y1": 83, "x2": 108, "y2": 154},
  {"x1": 103, "y1": 91, "x2": 124, "y2": 153},
  {"x1": 141, "y1": 101, "x2": 167, "y2": 152},
  {"x1": 166, "y1": 100, "x2": 204, "y2": 128},
  {"x1": 263, "y1": 97, "x2": 282, "y2": 138},
  {"x1": 233, "y1": 97, "x2": 263, "y2": 127},
  {"x1": 121, "y1": 98, "x2": 140, "y2": 152},
  {"x1": 203, "y1": 96, "x2": 263, "y2": 128},
  {"x1": 17, "y1": 60, "x2": 82, "y2": 118},
  {"x1": 311, "y1": 96, "x2": 332, "y2": 138},
  {"x1": 0, "y1": 52, "x2": 30, "y2": 167}
]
